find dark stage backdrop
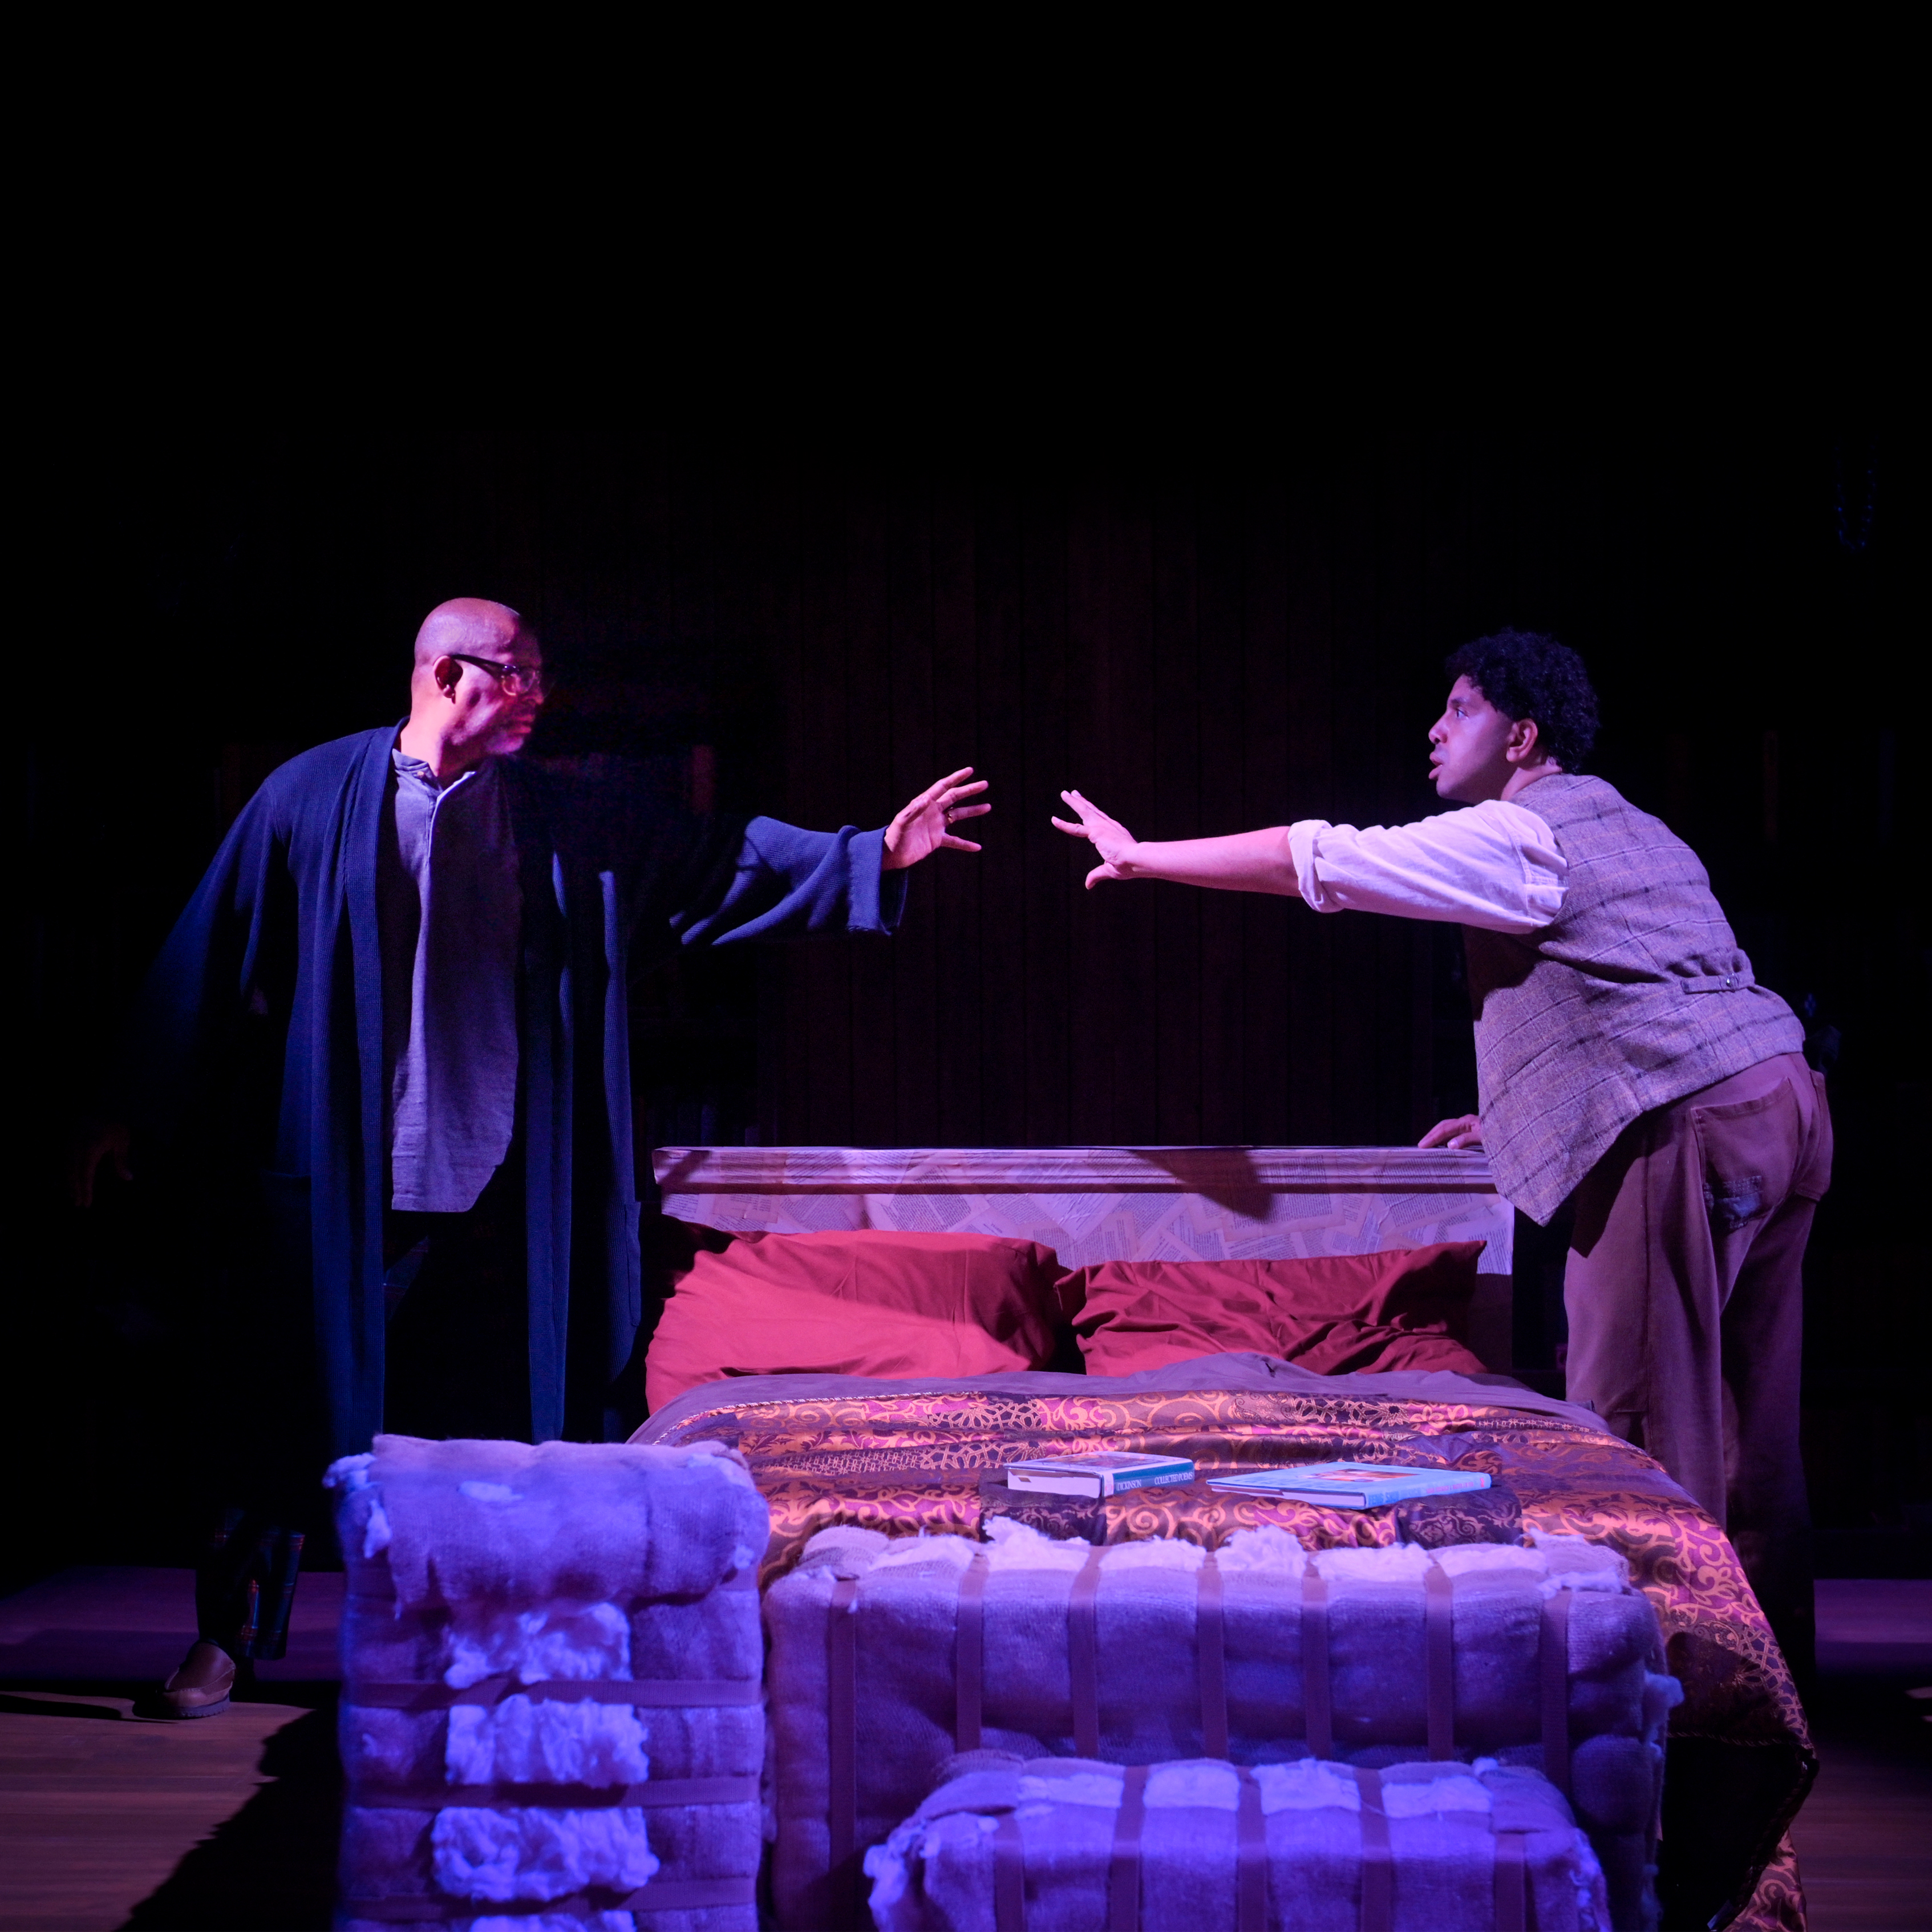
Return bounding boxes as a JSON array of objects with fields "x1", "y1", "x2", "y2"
[{"x1": 17, "y1": 427, "x2": 1926, "y2": 1581}]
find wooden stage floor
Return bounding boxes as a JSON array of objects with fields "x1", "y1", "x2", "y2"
[{"x1": 2, "y1": 1569, "x2": 1927, "y2": 1930}]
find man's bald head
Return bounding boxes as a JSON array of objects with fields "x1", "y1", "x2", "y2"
[
  {"x1": 399, "y1": 597, "x2": 546, "y2": 779},
  {"x1": 413, "y1": 597, "x2": 535, "y2": 669}
]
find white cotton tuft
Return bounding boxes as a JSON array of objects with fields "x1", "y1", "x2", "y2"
[
  {"x1": 321, "y1": 1455, "x2": 393, "y2": 1556},
  {"x1": 323, "y1": 1452, "x2": 376, "y2": 1490},
  {"x1": 1380, "y1": 1772, "x2": 1491, "y2": 1817},
  {"x1": 430, "y1": 1805, "x2": 658, "y2": 1903},
  {"x1": 1101, "y1": 1539, "x2": 1205, "y2": 1573},
  {"x1": 864, "y1": 1832, "x2": 914, "y2": 1923},
  {"x1": 1313, "y1": 1542, "x2": 1436, "y2": 1583},
  {"x1": 1529, "y1": 1532, "x2": 1634, "y2": 1595},
  {"x1": 445, "y1": 1695, "x2": 650, "y2": 1787},
  {"x1": 796, "y1": 1526, "x2": 890, "y2": 1576},
  {"x1": 981, "y1": 1520, "x2": 1091, "y2": 1571},
  {"x1": 1018, "y1": 1770, "x2": 1122, "y2": 1808},
  {"x1": 1253, "y1": 1759, "x2": 1363, "y2": 1813},
  {"x1": 1145, "y1": 1760, "x2": 1241, "y2": 1810},
  {"x1": 443, "y1": 1601, "x2": 631, "y2": 1690},
  {"x1": 1214, "y1": 1526, "x2": 1308, "y2": 1573},
  {"x1": 1429, "y1": 1544, "x2": 1545, "y2": 1578},
  {"x1": 870, "y1": 1534, "x2": 977, "y2": 1575},
  {"x1": 1526, "y1": 1529, "x2": 1630, "y2": 1581}
]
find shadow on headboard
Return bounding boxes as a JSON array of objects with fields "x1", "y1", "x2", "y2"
[{"x1": 651, "y1": 1145, "x2": 1516, "y2": 1370}]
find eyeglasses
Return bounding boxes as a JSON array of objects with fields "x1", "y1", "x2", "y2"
[{"x1": 449, "y1": 652, "x2": 547, "y2": 699}]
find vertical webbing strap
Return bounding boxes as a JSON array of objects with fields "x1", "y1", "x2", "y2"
[
  {"x1": 957, "y1": 1550, "x2": 990, "y2": 1751},
  {"x1": 1540, "y1": 1588, "x2": 1573, "y2": 1796},
  {"x1": 1424, "y1": 1562, "x2": 1455, "y2": 1760},
  {"x1": 1236, "y1": 1767, "x2": 1267, "y2": 1932},
  {"x1": 994, "y1": 1809, "x2": 1026, "y2": 1932},
  {"x1": 1354, "y1": 1766, "x2": 1394, "y2": 1932},
  {"x1": 827, "y1": 1578, "x2": 860, "y2": 1918},
  {"x1": 1070, "y1": 1548, "x2": 1105, "y2": 1758},
  {"x1": 1302, "y1": 1569, "x2": 1334, "y2": 1759},
  {"x1": 1198, "y1": 1553, "x2": 1230, "y2": 1759},
  {"x1": 1493, "y1": 1829, "x2": 1527, "y2": 1932},
  {"x1": 1107, "y1": 1765, "x2": 1149, "y2": 1932}
]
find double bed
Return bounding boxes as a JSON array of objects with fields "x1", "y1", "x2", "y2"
[{"x1": 636, "y1": 1145, "x2": 1813, "y2": 1932}]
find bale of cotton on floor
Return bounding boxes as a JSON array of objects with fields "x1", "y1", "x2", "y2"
[
  {"x1": 867, "y1": 1755, "x2": 1612, "y2": 1932},
  {"x1": 763, "y1": 1521, "x2": 1678, "y2": 1932},
  {"x1": 327, "y1": 1435, "x2": 770, "y2": 1932}
]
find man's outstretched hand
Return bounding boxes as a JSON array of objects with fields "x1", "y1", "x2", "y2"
[
  {"x1": 1419, "y1": 1113, "x2": 1484, "y2": 1151},
  {"x1": 882, "y1": 768, "x2": 991, "y2": 870},
  {"x1": 1051, "y1": 789, "x2": 1139, "y2": 887}
]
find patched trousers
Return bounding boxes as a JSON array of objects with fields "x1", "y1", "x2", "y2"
[{"x1": 1564, "y1": 1051, "x2": 1831, "y2": 1668}]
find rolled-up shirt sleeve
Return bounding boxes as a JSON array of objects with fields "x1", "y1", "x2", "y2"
[{"x1": 1289, "y1": 800, "x2": 1566, "y2": 933}]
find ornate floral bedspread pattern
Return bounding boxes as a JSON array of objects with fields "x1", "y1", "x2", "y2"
[{"x1": 650, "y1": 1382, "x2": 1812, "y2": 1930}]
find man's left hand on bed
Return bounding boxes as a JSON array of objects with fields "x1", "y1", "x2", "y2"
[{"x1": 882, "y1": 768, "x2": 991, "y2": 870}]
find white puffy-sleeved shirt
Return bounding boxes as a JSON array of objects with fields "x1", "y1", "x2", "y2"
[{"x1": 1286, "y1": 799, "x2": 1567, "y2": 934}]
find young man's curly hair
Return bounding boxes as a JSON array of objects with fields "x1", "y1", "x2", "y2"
[{"x1": 1444, "y1": 630, "x2": 1600, "y2": 775}]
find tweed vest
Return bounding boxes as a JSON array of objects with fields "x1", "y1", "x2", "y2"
[{"x1": 1464, "y1": 773, "x2": 1804, "y2": 1224}]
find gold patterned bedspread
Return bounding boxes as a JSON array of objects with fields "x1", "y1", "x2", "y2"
[{"x1": 646, "y1": 1381, "x2": 1812, "y2": 1932}]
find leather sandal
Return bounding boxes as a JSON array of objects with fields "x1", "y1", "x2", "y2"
[{"x1": 155, "y1": 1639, "x2": 237, "y2": 1718}]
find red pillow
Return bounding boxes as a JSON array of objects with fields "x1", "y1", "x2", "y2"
[
  {"x1": 1067, "y1": 1244, "x2": 1488, "y2": 1377},
  {"x1": 645, "y1": 1229, "x2": 1066, "y2": 1410}
]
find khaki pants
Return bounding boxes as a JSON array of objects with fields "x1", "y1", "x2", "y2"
[{"x1": 1564, "y1": 1051, "x2": 1832, "y2": 1666}]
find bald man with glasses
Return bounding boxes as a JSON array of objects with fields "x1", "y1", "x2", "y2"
[{"x1": 76, "y1": 596, "x2": 989, "y2": 1716}]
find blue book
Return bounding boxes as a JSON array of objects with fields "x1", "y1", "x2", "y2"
[
  {"x1": 1206, "y1": 1461, "x2": 1490, "y2": 1509},
  {"x1": 1005, "y1": 1452, "x2": 1196, "y2": 1498}
]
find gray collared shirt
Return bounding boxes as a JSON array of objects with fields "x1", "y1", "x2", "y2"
[{"x1": 379, "y1": 747, "x2": 523, "y2": 1213}]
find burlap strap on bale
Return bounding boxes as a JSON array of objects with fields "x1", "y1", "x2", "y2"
[
  {"x1": 1494, "y1": 1826, "x2": 1530, "y2": 1932},
  {"x1": 1069, "y1": 1548, "x2": 1105, "y2": 1757},
  {"x1": 1197, "y1": 1554, "x2": 1229, "y2": 1759},
  {"x1": 343, "y1": 1875, "x2": 759, "y2": 1921},
  {"x1": 1354, "y1": 1765, "x2": 1394, "y2": 1932},
  {"x1": 1542, "y1": 1586, "x2": 1574, "y2": 1795},
  {"x1": 828, "y1": 1574, "x2": 861, "y2": 1925},
  {"x1": 346, "y1": 1676, "x2": 760, "y2": 1711},
  {"x1": 956, "y1": 1549, "x2": 990, "y2": 1750},
  {"x1": 1425, "y1": 1562, "x2": 1456, "y2": 1759},
  {"x1": 1303, "y1": 1570, "x2": 1334, "y2": 1759},
  {"x1": 1107, "y1": 1764, "x2": 1151, "y2": 1932},
  {"x1": 351, "y1": 1774, "x2": 758, "y2": 1811}
]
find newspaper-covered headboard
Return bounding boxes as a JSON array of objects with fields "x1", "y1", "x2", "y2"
[{"x1": 650, "y1": 1145, "x2": 1516, "y2": 1369}]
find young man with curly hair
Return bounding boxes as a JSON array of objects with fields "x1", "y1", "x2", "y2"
[{"x1": 1054, "y1": 630, "x2": 1829, "y2": 1662}]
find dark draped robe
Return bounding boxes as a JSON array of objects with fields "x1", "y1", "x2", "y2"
[{"x1": 120, "y1": 726, "x2": 904, "y2": 1461}]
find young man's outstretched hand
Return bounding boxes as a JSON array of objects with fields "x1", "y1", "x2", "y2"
[{"x1": 1050, "y1": 789, "x2": 1140, "y2": 887}]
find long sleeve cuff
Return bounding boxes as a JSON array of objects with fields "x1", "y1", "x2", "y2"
[
  {"x1": 1288, "y1": 820, "x2": 1329, "y2": 909},
  {"x1": 849, "y1": 827, "x2": 909, "y2": 934}
]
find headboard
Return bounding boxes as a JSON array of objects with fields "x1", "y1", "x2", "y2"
[{"x1": 651, "y1": 1145, "x2": 1516, "y2": 1370}]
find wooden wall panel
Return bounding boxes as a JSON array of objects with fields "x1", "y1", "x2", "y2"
[
  {"x1": 1014, "y1": 488, "x2": 1072, "y2": 1148},
  {"x1": 732, "y1": 449, "x2": 1487, "y2": 1153}
]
